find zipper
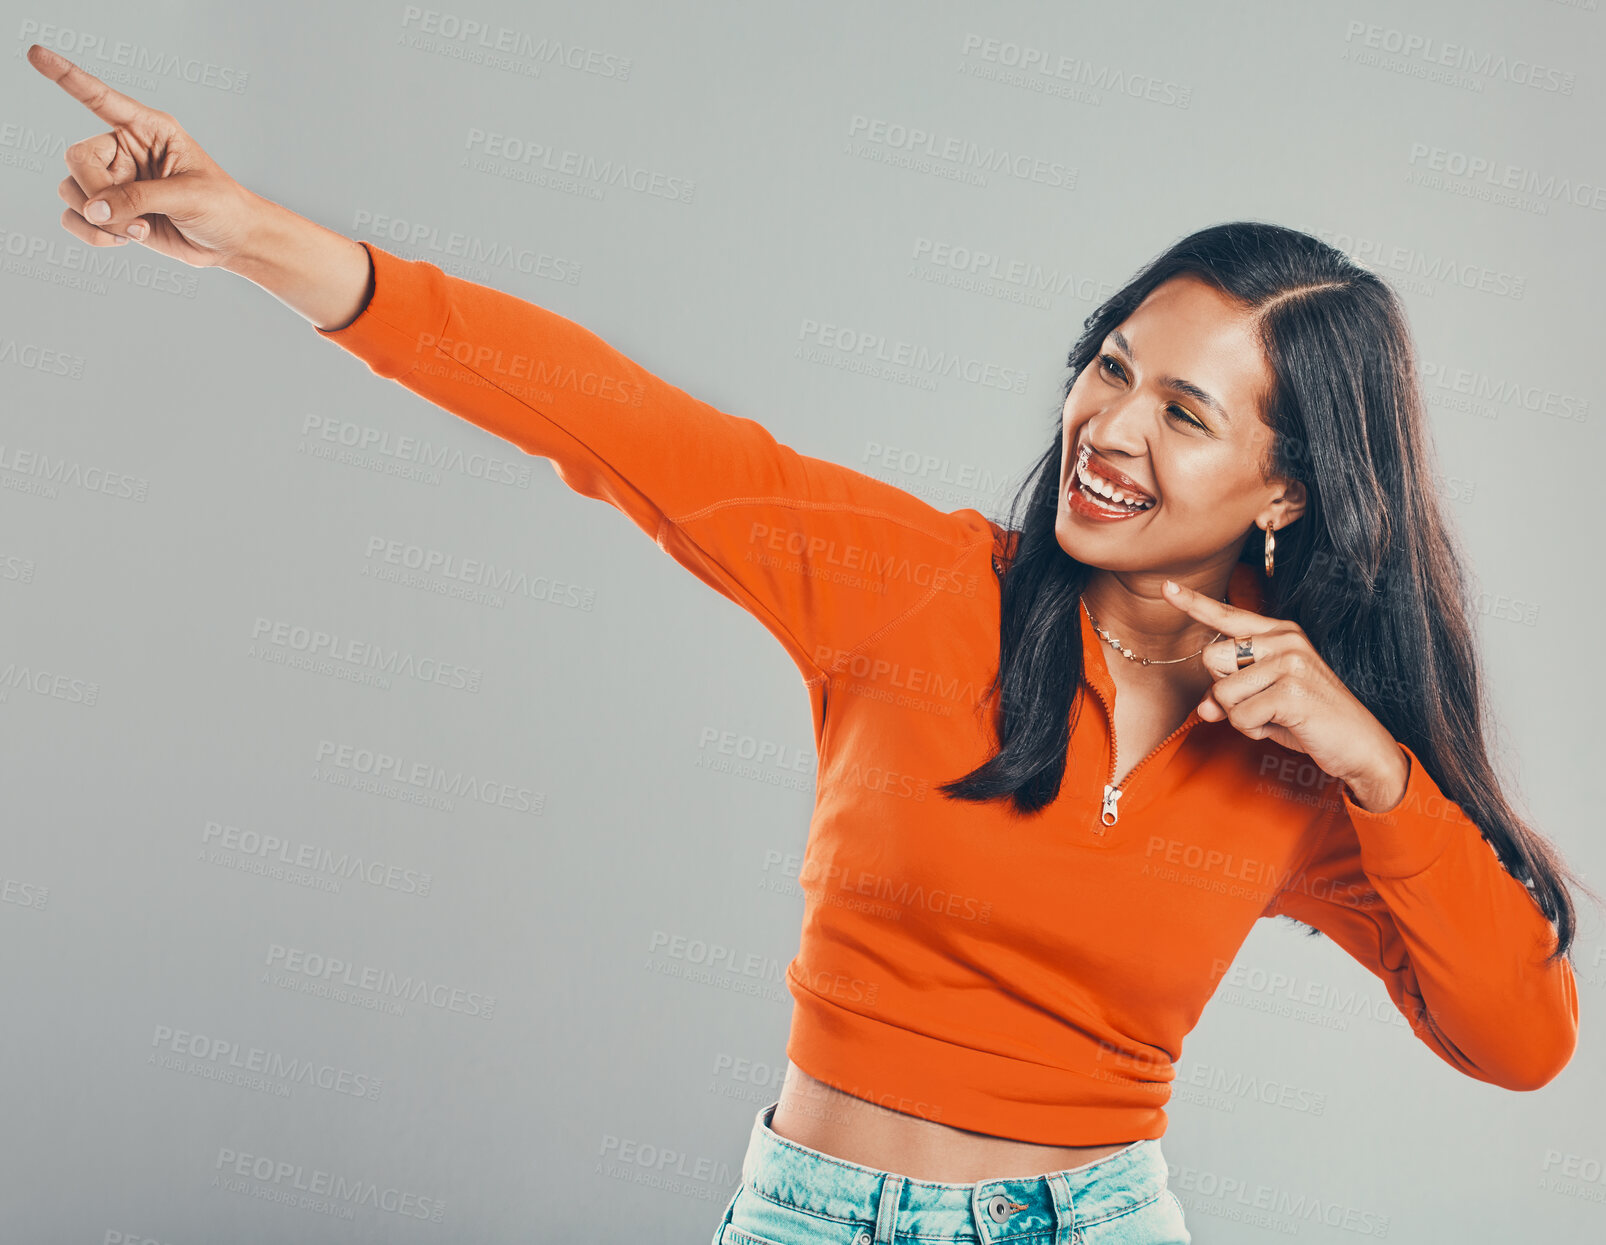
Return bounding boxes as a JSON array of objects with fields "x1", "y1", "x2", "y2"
[{"x1": 1081, "y1": 679, "x2": 1200, "y2": 831}]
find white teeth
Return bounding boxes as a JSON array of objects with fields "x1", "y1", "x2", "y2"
[{"x1": 1075, "y1": 459, "x2": 1153, "y2": 511}]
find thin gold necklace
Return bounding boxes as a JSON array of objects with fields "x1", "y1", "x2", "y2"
[{"x1": 1080, "y1": 595, "x2": 1225, "y2": 666}]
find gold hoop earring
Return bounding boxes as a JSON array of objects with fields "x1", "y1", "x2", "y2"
[{"x1": 1263, "y1": 520, "x2": 1276, "y2": 578}]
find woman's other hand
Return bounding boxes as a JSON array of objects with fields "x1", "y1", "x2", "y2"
[{"x1": 1162, "y1": 578, "x2": 1411, "y2": 812}]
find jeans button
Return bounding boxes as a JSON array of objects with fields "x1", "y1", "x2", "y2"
[
  {"x1": 987, "y1": 1193, "x2": 1011, "y2": 1223},
  {"x1": 852, "y1": 1232, "x2": 872, "y2": 1245}
]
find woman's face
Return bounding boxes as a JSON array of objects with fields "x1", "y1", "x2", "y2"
[{"x1": 1056, "y1": 273, "x2": 1303, "y2": 575}]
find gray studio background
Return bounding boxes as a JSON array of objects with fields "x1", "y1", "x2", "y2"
[{"x1": 4, "y1": 1, "x2": 1603, "y2": 1241}]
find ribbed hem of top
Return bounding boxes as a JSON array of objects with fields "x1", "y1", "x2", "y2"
[{"x1": 784, "y1": 969, "x2": 1168, "y2": 1148}]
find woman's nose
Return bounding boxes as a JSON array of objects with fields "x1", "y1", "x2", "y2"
[{"x1": 1082, "y1": 401, "x2": 1151, "y2": 455}]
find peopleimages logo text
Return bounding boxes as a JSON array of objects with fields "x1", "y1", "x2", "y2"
[
  {"x1": 846, "y1": 116, "x2": 1077, "y2": 190},
  {"x1": 1342, "y1": 22, "x2": 1576, "y2": 94}
]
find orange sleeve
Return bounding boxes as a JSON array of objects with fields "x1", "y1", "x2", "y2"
[
  {"x1": 313, "y1": 241, "x2": 985, "y2": 685},
  {"x1": 1264, "y1": 741, "x2": 1578, "y2": 1091}
]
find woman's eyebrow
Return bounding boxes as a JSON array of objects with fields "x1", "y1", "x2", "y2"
[{"x1": 1110, "y1": 328, "x2": 1232, "y2": 424}]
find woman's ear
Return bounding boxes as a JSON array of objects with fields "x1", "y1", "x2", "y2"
[{"x1": 1261, "y1": 479, "x2": 1307, "y2": 531}]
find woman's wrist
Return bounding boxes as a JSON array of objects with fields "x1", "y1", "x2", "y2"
[
  {"x1": 222, "y1": 193, "x2": 374, "y2": 331},
  {"x1": 1342, "y1": 742, "x2": 1411, "y2": 814}
]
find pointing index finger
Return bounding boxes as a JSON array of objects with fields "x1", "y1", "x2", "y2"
[
  {"x1": 1162, "y1": 577, "x2": 1278, "y2": 634},
  {"x1": 27, "y1": 44, "x2": 151, "y2": 129}
]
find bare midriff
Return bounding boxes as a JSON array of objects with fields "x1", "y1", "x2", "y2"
[{"x1": 768, "y1": 1062, "x2": 1135, "y2": 1183}]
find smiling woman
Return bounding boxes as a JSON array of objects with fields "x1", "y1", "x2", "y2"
[
  {"x1": 1057, "y1": 280, "x2": 1301, "y2": 565},
  {"x1": 754, "y1": 223, "x2": 1590, "y2": 1242},
  {"x1": 946, "y1": 223, "x2": 1591, "y2": 939},
  {"x1": 946, "y1": 220, "x2": 1583, "y2": 886},
  {"x1": 27, "y1": 37, "x2": 1590, "y2": 1245}
]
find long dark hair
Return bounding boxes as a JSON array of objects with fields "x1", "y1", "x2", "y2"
[{"x1": 937, "y1": 220, "x2": 1592, "y2": 961}]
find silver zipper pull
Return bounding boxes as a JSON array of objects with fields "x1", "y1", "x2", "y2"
[{"x1": 1101, "y1": 784, "x2": 1122, "y2": 826}]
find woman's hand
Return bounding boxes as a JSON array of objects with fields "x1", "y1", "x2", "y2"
[
  {"x1": 1162, "y1": 578, "x2": 1410, "y2": 812},
  {"x1": 27, "y1": 43, "x2": 264, "y2": 268}
]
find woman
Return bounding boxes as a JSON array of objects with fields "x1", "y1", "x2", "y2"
[{"x1": 31, "y1": 44, "x2": 1588, "y2": 1245}]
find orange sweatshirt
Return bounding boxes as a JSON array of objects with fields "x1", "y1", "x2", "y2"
[{"x1": 314, "y1": 240, "x2": 1578, "y2": 1145}]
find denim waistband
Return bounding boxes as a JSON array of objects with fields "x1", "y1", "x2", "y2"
[{"x1": 739, "y1": 1099, "x2": 1171, "y2": 1242}]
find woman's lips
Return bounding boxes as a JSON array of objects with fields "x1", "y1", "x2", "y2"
[
  {"x1": 1060, "y1": 435, "x2": 1160, "y2": 521},
  {"x1": 1065, "y1": 471, "x2": 1155, "y2": 521}
]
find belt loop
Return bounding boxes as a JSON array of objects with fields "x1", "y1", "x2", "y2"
[
  {"x1": 1046, "y1": 1170, "x2": 1077, "y2": 1245},
  {"x1": 873, "y1": 1172, "x2": 905, "y2": 1243}
]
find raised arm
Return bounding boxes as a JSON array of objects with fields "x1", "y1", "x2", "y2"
[
  {"x1": 298, "y1": 238, "x2": 990, "y2": 687},
  {"x1": 30, "y1": 43, "x2": 991, "y2": 694}
]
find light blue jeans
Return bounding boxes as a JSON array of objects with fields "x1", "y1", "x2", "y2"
[{"x1": 711, "y1": 1100, "x2": 1190, "y2": 1245}]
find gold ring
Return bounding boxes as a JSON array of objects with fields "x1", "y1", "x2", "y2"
[{"x1": 1234, "y1": 636, "x2": 1256, "y2": 669}]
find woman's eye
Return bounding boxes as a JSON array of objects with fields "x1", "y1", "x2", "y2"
[{"x1": 1098, "y1": 353, "x2": 1203, "y2": 430}]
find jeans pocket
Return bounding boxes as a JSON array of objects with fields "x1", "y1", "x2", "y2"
[
  {"x1": 726, "y1": 1184, "x2": 869, "y2": 1245},
  {"x1": 719, "y1": 1228, "x2": 792, "y2": 1245},
  {"x1": 1077, "y1": 1189, "x2": 1192, "y2": 1245}
]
